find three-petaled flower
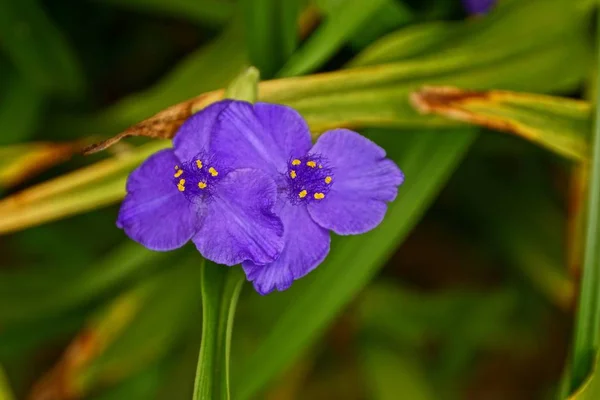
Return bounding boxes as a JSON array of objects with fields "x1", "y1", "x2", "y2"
[{"x1": 117, "y1": 100, "x2": 404, "y2": 295}]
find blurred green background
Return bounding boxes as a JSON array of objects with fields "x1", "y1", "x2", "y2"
[{"x1": 1, "y1": 0, "x2": 599, "y2": 399}]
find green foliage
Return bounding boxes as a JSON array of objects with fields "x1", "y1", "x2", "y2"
[{"x1": 0, "y1": 0, "x2": 598, "y2": 399}]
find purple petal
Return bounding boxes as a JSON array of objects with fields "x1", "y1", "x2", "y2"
[
  {"x1": 211, "y1": 101, "x2": 312, "y2": 176},
  {"x1": 173, "y1": 100, "x2": 233, "y2": 162},
  {"x1": 192, "y1": 169, "x2": 284, "y2": 266},
  {"x1": 307, "y1": 129, "x2": 404, "y2": 235},
  {"x1": 242, "y1": 203, "x2": 330, "y2": 295},
  {"x1": 117, "y1": 149, "x2": 199, "y2": 251},
  {"x1": 462, "y1": 0, "x2": 496, "y2": 14}
]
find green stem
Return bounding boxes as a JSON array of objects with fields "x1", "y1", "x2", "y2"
[
  {"x1": 570, "y1": 8, "x2": 600, "y2": 390},
  {"x1": 193, "y1": 262, "x2": 245, "y2": 400}
]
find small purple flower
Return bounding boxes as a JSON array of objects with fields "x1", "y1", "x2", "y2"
[
  {"x1": 117, "y1": 101, "x2": 284, "y2": 266},
  {"x1": 462, "y1": 0, "x2": 496, "y2": 14},
  {"x1": 208, "y1": 101, "x2": 404, "y2": 294}
]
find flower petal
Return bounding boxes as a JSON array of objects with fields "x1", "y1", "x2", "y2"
[
  {"x1": 117, "y1": 149, "x2": 199, "y2": 250},
  {"x1": 192, "y1": 169, "x2": 284, "y2": 266},
  {"x1": 307, "y1": 129, "x2": 404, "y2": 235},
  {"x1": 242, "y1": 203, "x2": 330, "y2": 295},
  {"x1": 211, "y1": 101, "x2": 312, "y2": 175},
  {"x1": 173, "y1": 100, "x2": 233, "y2": 162}
]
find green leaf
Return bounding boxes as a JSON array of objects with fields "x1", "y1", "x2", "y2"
[
  {"x1": 412, "y1": 86, "x2": 591, "y2": 161},
  {"x1": 193, "y1": 264, "x2": 245, "y2": 400},
  {"x1": 241, "y1": 0, "x2": 302, "y2": 78},
  {"x1": 97, "y1": 0, "x2": 234, "y2": 26},
  {"x1": 571, "y1": 3, "x2": 600, "y2": 392},
  {"x1": 0, "y1": 141, "x2": 81, "y2": 189},
  {"x1": 278, "y1": 0, "x2": 388, "y2": 77},
  {"x1": 0, "y1": 0, "x2": 84, "y2": 98}
]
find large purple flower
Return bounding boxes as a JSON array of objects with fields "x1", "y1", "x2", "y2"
[
  {"x1": 462, "y1": 0, "x2": 496, "y2": 14},
  {"x1": 209, "y1": 101, "x2": 404, "y2": 294},
  {"x1": 117, "y1": 101, "x2": 284, "y2": 266}
]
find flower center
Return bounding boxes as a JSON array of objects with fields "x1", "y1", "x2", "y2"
[
  {"x1": 285, "y1": 154, "x2": 333, "y2": 204},
  {"x1": 172, "y1": 152, "x2": 224, "y2": 203}
]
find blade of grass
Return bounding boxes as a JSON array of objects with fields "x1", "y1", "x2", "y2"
[
  {"x1": 278, "y1": 0, "x2": 388, "y2": 77},
  {"x1": 241, "y1": 0, "x2": 302, "y2": 78},
  {"x1": 571, "y1": 6, "x2": 600, "y2": 390}
]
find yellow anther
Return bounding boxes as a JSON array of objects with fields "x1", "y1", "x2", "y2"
[
  {"x1": 179, "y1": 179, "x2": 185, "y2": 185},
  {"x1": 306, "y1": 161, "x2": 317, "y2": 168},
  {"x1": 178, "y1": 185, "x2": 185, "y2": 192},
  {"x1": 291, "y1": 159, "x2": 301, "y2": 166},
  {"x1": 290, "y1": 170, "x2": 297, "y2": 179},
  {"x1": 325, "y1": 176, "x2": 332, "y2": 184},
  {"x1": 174, "y1": 169, "x2": 184, "y2": 178},
  {"x1": 314, "y1": 192, "x2": 325, "y2": 200},
  {"x1": 209, "y1": 167, "x2": 218, "y2": 177},
  {"x1": 196, "y1": 160, "x2": 203, "y2": 169},
  {"x1": 198, "y1": 181, "x2": 207, "y2": 189},
  {"x1": 299, "y1": 190, "x2": 307, "y2": 198}
]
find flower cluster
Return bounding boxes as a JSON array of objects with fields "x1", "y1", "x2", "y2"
[{"x1": 117, "y1": 100, "x2": 404, "y2": 294}]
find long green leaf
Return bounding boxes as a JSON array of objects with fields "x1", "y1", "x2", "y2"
[
  {"x1": 278, "y1": 0, "x2": 388, "y2": 77},
  {"x1": 412, "y1": 86, "x2": 591, "y2": 161},
  {"x1": 241, "y1": 0, "x2": 301, "y2": 78},
  {"x1": 571, "y1": 3, "x2": 600, "y2": 391},
  {"x1": 0, "y1": 0, "x2": 84, "y2": 97},
  {"x1": 193, "y1": 264, "x2": 245, "y2": 400}
]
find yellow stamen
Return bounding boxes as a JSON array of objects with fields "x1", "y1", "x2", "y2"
[
  {"x1": 290, "y1": 170, "x2": 297, "y2": 179},
  {"x1": 314, "y1": 192, "x2": 325, "y2": 200},
  {"x1": 179, "y1": 179, "x2": 185, "y2": 185},
  {"x1": 196, "y1": 160, "x2": 203, "y2": 169},
  {"x1": 198, "y1": 181, "x2": 207, "y2": 189},
  {"x1": 325, "y1": 176, "x2": 332, "y2": 184},
  {"x1": 299, "y1": 190, "x2": 307, "y2": 198},
  {"x1": 209, "y1": 167, "x2": 218, "y2": 177},
  {"x1": 174, "y1": 169, "x2": 183, "y2": 178},
  {"x1": 291, "y1": 159, "x2": 301, "y2": 166},
  {"x1": 306, "y1": 161, "x2": 316, "y2": 168},
  {"x1": 178, "y1": 185, "x2": 185, "y2": 192}
]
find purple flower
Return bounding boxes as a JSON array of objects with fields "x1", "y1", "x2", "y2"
[
  {"x1": 462, "y1": 0, "x2": 496, "y2": 14},
  {"x1": 117, "y1": 101, "x2": 284, "y2": 266},
  {"x1": 208, "y1": 101, "x2": 404, "y2": 294}
]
